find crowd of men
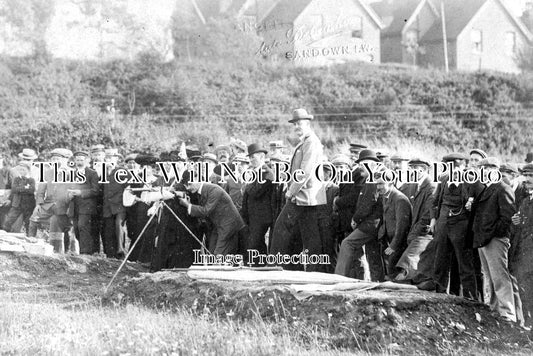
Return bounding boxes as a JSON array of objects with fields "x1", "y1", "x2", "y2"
[{"x1": 2, "y1": 107, "x2": 533, "y2": 327}]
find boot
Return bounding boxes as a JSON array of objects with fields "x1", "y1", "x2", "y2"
[
  {"x1": 27, "y1": 220, "x2": 38, "y2": 238},
  {"x1": 49, "y1": 232, "x2": 65, "y2": 254}
]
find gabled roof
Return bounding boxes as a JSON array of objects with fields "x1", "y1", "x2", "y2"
[
  {"x1": 420, "y1": 0, "x2": 533, "y2": 43},
  {"x1": 226, "y1": 0, "x2": 249, "y2": 14},
  {"x1": 421, "y1": 0, "x2": 486, "y2": 42},
  {"x1": 261, "y1": 0, "x2": 384, "y2": 29},
  {"x1": 371, "y1": 0, "x2": 421, "y2": 35}
]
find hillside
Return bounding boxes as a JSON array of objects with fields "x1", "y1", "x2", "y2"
[{"x1": 1, "y1": 55, "x2": 533, "y2": 161}]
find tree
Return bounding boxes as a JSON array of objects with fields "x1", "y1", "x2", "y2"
[{"x1": 0, "y1": 0, "x2": 55, "y2": 58}]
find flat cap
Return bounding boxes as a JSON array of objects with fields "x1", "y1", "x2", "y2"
[
  {"x1": 17, "y1": 161, "x2": 32, "y2": 171},
  {"x1": 408, "y1": 158, "x2": 431, "y2": 167},
  {"x1": 442, "y1": 152, "x2": 468, "y2": 162},
  {"x1": 90, "y1": 144, "x2": 105, "y2": 153},
  {"x1": 390, "y1": 154, "x2": 410, "y2": 162},
  {"x1": 479, "y1": 157, "x2": 500, "y2": 168},
  {"x1": 331, "y1": 154, "x2": 351, "y2": 166},
  {"x1": 105, "y1": 148, "x2": 122, "y2": 157},
  {"x1": 500, "y1": 163, "x2": 518, "y2": 174},
  {"x1": 470, "y1": 149, "x2": 487, "y2": 159},
  {"x1": 269, "y1": 140, "x2": 286, "y2": 148},
  {"x1": 73, "y1": 151, "x2": 89, "y2": 157},
  {"x1": 521, "y1": 163, "x2": 533, "y2": 174},
  {"x1": 214, "y1": 145, "x2": 231, "y2": 154},
  {"x1": 50, "y1": 148, "x2": 73, "y2": 159},
  {"x1": 349, "y1": 143, "x2": 367, "y2": 152},
  {"x1": 233, "y1": 153, "x2": 250, "y2": 164},
  {"x1": 322, "y1": 162, "x2": 334, "y2": 171},
  {"x1": 186, "y1": 148, "x2": 201, "y2": 158},
  {"x1": 202, "y1": 153, "x2": 218, "y2": 163},
  {"x1": 124, "y1": 153, "x2": 138, "y2": 162}
]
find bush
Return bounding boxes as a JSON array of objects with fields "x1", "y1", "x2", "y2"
[{"x1": 1, "y1": 53, "x2": 533, "y2": 161}]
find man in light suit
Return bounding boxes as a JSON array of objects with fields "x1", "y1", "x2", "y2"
[
  {"x1": 179, "y1": 178, "x2": 245, "y2": 256},
  {"x1": 270, "y1": 108, "x2": 328, "y2": 272}
]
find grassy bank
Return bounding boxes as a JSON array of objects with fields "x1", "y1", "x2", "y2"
[{"x1": 0, "y1": 296, "x2": 355, "y2": 356}]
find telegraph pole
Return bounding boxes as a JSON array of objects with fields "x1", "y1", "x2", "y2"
[{"x1": 441, "y1": 1, "x2": 449, "y2": 73}]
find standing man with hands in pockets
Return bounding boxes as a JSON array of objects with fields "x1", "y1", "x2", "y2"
[{"x1": 270, "y1": 108, "x2": 327, "y2": 272}]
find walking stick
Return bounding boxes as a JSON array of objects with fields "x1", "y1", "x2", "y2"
[{"x1": 105, "y1": 210, "x2": 158, "y2": 292}]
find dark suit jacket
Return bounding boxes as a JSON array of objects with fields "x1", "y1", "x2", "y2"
[
  {"x1": 335, "y1": 168, "x2": 365, "y2": 232},
  {"x1": 10, "y1": 176, "x2": 36, "y2": 208},
  {"x1": 190, "y1": 183, "x2": 245, "y2": 247},
  {"x1": 378, "y1": 187, "x2": 412, "y2": 251},
  {"x1": 432, "y1": 174, "x2": 470, "y2": 220},
  {"x1": 407, "y1": 177, "x2": 437, "y2": 240},
  {"x1": 72, "y1": 167, "x2": 100, "y2": 215},
  {"x1": 103, "y1": 167, "x2": 129, "y2": 217},
  {"x1": 472, "y1": 182, "x2": 516, "y2": 248},
  {"x1": 241, "y1": 165, "x2": 274, "y2": 226},
  {"x1": 36, "y1": 168, "x2": 73, "y2": 215},
  {"x1": 352, "y1": 183, "x2": 382, "y2": 236}
]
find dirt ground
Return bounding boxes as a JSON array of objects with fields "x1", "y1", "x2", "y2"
[{"x1": 1, "y1": 251, "x2": 532, "y2": 355}]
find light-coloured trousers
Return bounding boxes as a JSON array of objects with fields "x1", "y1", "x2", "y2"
[
  {"x1": 479, "y1": 237, "x2": 524, "y2": 324},
  {"x1": 396, "y1": 234, "x2": 433, "y2": 279}
]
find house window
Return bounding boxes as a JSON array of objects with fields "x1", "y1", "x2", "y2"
[
  {"x1": 352, "y1": 16, "x2": 363, "y2": 38},
  {"x1": 405, "y1": 30, "x2": 418, "y2": 43},
  {"x1": 471, "y1": 29, "x2": 482, "y2": 52},
  {"x1": 505, "y1": 31, "x2": 516, "y2": 55}
]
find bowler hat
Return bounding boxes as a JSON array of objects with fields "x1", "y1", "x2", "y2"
[
  {"x1": 356, "y1": 149, "x2": 380, "y2": 163},
  {"x1": 479, "y1": 157, "x2": 500, "y2": 168},
  {"x1": 247, "y1": 143, "x2": 268, "y2": 156},
  {"x1": 135, "y1": 154, "x2": 158, "y2": 166},
  {"x1": 470, "y1": 149, "x2": 487, "y2": 159},
  {"x1": 526, "y1": 152, "x2": 533, "y2": 163},
  {"x1": 289, "y1": 108, "x2": 314, "y2": 123},
  {"x1": 18, "y1": 148, "x2": 38, "y2": 160}
]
